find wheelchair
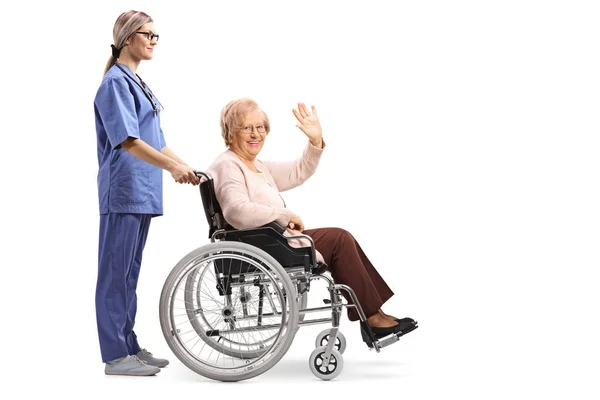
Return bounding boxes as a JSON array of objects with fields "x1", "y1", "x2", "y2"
[{"x1": 159, "y1": 171, "x2": 414, "y2": 381}]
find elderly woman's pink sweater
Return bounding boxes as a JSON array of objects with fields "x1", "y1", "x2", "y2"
[{"x1": 207, "y1": 142, "x2": 325, "y2": 259}]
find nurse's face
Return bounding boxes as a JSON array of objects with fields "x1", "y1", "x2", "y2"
[
  {"x1": 229, "y1": 110, "x2": 268, "y2": 162},
  {"x1": 126, "y1": 22, "x2": 158, "y2": 62}
]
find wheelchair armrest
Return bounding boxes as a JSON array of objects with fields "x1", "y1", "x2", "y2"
[
  {"x1": 211, "y1": 222, "x2": 286, "y2": 242},
  {"x1": 263, "y1": 221, "x2": 286, "y2": 235},
  {"x1": 211, "y1": 222, "x2": 317, "y2": 272}
]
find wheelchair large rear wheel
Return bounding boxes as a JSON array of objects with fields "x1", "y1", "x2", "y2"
[{"x1": 160, "y1": 241, "x2": 298, "y2": 382}]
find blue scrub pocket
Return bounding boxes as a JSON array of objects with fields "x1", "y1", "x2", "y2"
[{"x1": 111, "y1": 169, "x2": 150, "y2": 208}]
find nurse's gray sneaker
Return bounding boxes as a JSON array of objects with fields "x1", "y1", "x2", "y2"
[
  {"x1": 105, "y1": 355, "x2": 160, "y2": 376},
  {"x1": 136, "y1": 348, "x2": 169, "y2": 368}
]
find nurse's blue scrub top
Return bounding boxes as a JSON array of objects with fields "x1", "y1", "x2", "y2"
[{"x1": 94, "y1": 64, "x2": 166, "y2": 216}]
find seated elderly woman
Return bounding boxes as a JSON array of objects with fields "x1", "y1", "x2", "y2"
[{"x1": 207, "y1": 98, "x2": 417, "y2": 339}]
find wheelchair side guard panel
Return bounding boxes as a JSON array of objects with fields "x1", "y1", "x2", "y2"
[{"x1": 214, "y1": 227, "x2": 314, "y2": 272}]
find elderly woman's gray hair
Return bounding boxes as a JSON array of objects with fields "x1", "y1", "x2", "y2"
[{"x1": 220, "y1": 98, "x2": 271, "y2": 147}]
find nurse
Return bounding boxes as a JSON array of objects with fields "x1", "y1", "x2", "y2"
[{"x1": 94, "y1": 10, "x2": 200, "y2": 376}]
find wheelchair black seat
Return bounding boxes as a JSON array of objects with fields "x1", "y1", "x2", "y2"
[{"x1": 198, "y1": 173, "x2": 320, "y2": 273}]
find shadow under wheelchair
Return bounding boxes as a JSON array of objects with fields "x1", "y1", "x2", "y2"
[
  {"x1": 159, "y1": 172, "x2": 417, "y2": 382},
  {"x1": 262, "y1": 358, "x2": 410, "y2": 381}
]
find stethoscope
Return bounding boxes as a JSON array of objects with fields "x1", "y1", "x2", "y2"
[{"x1": 115, "y1": 63, "x2": 163, "y2": 115}]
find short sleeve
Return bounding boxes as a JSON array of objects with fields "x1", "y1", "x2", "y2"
[
  {"x1": 94, "y1": 77, "x2": 140, "y2": 149},
  {"x1": 159, "y1": 127, "x2": 167, "y2": 149}
]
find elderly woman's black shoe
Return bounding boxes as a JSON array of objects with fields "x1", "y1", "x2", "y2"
[
  {"x1": 395, "y1": 317, "x2": 418, "y2": 335},
  {"x1": 361, "y1": 318, "x2": 418, "y2": 347}
]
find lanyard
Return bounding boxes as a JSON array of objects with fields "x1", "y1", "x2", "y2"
[{"x1": 115, "y1": 64, "x2": 163, "y2": 115}]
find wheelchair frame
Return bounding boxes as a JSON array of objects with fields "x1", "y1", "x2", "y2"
[{"x1": 159, "y1": 171, "x2": 406, "y2": 381}]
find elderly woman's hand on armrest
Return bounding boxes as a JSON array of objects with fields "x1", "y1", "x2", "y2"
[{"x1": 288, "y1": 213, "x2": 305, "y2": 232}]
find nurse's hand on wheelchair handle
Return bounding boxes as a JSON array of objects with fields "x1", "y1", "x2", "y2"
[
  {"x1": 171, "y1": 164, "x2": 200, "y2": 185},
  {"x1": 288, "y1": 213, "x2": 304, "y2": 232}
]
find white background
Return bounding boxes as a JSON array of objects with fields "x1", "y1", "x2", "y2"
[{"x1": 1, "y1": 0, "x2": 599, "y2": 398}]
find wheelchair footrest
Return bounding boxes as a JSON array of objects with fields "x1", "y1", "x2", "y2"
[{"x1": 360, "y1": 321, "x2": 419, "y2": 349}]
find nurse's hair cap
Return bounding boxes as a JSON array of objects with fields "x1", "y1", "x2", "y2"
[{"x1": 111, "y1": 45, "x2": 121, "y2": 59}]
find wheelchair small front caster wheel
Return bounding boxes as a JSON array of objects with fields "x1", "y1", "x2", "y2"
[
  {"x1": 315, "y1": 329, "x2": 347, "y2": 354},
  {"x1": 309, "y1": 346, "x2": 344, "y2": 380}
]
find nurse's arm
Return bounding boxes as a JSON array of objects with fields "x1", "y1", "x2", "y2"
[
  {"x1": 161, "y1": 146, "x2": 190, "y2": 167},
  {"x1": 121, "y1": 137, "x2": 199, "y2": 185}
]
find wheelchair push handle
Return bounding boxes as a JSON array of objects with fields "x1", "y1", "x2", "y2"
[{"x1": 194, "y1": 170, "x2": 210, "y2": 180}]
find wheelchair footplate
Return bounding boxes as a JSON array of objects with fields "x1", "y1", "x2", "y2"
[{"x1": 360, "y1": 320, "x2": 419, "y2": 351}]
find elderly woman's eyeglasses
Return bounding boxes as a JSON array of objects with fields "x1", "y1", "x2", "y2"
[
  {"x1": 135, "y1": 31, "x2": 159, "y2": 42},
  {"x1": 238, "y1": 125, "x2": 267, "y2": 134}
]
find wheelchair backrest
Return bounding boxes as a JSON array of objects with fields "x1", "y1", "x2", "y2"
[{"x1": 198, "y1": 174, "x2": 227, "y2": 238}]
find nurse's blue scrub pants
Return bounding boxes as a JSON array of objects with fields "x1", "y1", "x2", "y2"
[{"x1": 96, "y1": 213, "x2": 151, "y2": 363}]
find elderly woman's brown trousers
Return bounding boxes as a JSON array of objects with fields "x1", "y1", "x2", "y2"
[{"x1": 303, "y1": 227, "x2": 394, "y2": 321}]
